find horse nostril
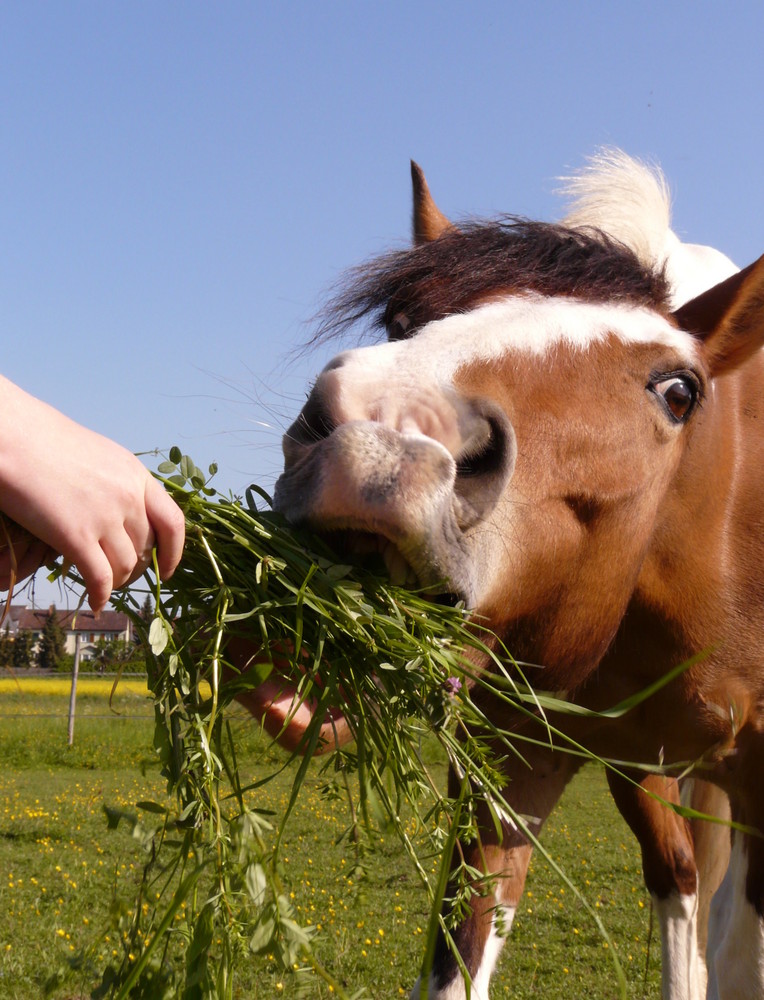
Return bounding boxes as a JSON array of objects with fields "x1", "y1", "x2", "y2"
[
  {"x1": 456, "y1": 417, "x2": 503, "y2": 478},
  {"x1": 455, "y1": 405, "x2": 515, "y2": 482},
  {"x1": 453, "y1": 403, "x2": 515, "y2": 524},
  {"x1": 289, "y1": 389, "x2": 336, "y2": 446}
]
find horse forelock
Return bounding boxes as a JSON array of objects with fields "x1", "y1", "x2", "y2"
[{"x1": 314, "y1": 217, "x2": 671, "y2": 346}]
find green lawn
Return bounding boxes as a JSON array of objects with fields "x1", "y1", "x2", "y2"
[{"x1": 0, "y1": 678, "x2": 662, "y2": 999}]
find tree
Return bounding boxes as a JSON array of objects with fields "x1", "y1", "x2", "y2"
[
  {"x1": 91, "y1": 637, "x2": 132, "y2": 673},
  {"x1": 134, "y1": 593, "x2": 155, "y2": 664},
  {"x1": 12, "y1": 630, "x2": 34, "y2": 669},
  {"x1": 37, "y1": 607, "x2": 66, "y2": 671}
]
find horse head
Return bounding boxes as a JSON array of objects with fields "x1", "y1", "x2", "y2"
[{"x1": 274, "y1": 161, "x2": 764, "y2": 691}]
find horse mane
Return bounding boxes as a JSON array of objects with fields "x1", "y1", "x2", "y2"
[
  {"x1": 558, "y1": 148, "x2": 673, "y2": 271},
  {"x1": 315, "y1": 216, "x2": 670, "y2": 344}
]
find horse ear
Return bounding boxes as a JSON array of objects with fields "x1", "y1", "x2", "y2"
[
  {"x1": 411, "y1": 161, "x2": 454, "y2": 245},
  {"x1": 672, "y1": 255, "x2": 764, "y2": 376}
]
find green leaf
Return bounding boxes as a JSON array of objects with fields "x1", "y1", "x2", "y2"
[
  {"x1": 244, "y1": 863, "x2": 267, "y2": 908},
  {"x1": 148, "y1": 617, "x2": 171, "y2": 656},
  {"x1": 179, "y1": 454, "x2": 196, "y2": 481},
  {"x1": 249, "y1": 911, "x2": 276, "y2": 954},
  {"x1": 169, "y1": 445, "x2": 182, "y2": 464},
  {"x1": 103, "y1": 806, "x2": 136, "y2": 832},
  {"x1": 136, "y1": 800, "x2": 168, "y2": 815},
  {"x1": 130, "y1": 819, "x2": 157, "y2": 851},
  {"x1": 325, "y1": 564, "x2": 353, "y2": 581},
  {"x1": 184, "y1": 903, "x2": 214, "y2": 994},
  {"x1": 246, "y1": 483, "x2": 273, "y2": 507}
]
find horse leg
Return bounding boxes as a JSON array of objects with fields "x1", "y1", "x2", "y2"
[
  {"x1": 411, "y1": 747, "x2": 581, "y2": 1000},
  {"x1": 682, "y1": 779, "x2": 730, "y2": 962},
  {"x1": 705, "y1": 726, "x2": 764, "y2": 1000},
  {"x1": 705, "y1": 823, "x2": 764, "y2": 1000},
  {"x1": 607, "y1": 770, "x2": 704, "y2": 1000}
]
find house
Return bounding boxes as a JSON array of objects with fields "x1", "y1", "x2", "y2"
[{"x1": 5, "y1": 604, "x2": 133, "y2": 661}]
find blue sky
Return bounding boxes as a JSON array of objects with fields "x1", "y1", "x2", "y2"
[{"x1": 3, "y1": 2, "x2": 762, "y2": 607}]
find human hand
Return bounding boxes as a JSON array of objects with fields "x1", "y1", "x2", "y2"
[
  {"x1": 0, "y1": 517, "x2": 57, "y2": 594},
  {"x1": 0, "y1": 376, "x2": 186, "y2": 611}
]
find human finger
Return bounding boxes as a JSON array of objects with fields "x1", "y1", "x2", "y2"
[
  {"x1": 73, "y1": 545, "x2": 115, "y2": 613},
  {"x1": 124, "y1": 531, "x2": 157, "y2": 586},
  {"x1": 144, "y1": 478, "x2": 185, "y2": 580},
  {"x1": 100, "y1": 527, "x2": 152, "y2": 592}
]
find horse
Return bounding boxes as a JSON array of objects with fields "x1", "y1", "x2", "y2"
[{"x1": 256, "y1": 150, "x2": 764, "y2": 999}]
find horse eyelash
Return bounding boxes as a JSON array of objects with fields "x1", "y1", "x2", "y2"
[{"x1": 649, "y1": 368, "x2": 704, "y2": 398}]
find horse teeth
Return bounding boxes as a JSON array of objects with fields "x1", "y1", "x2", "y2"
[{"x1": 382, "y1": 542, "x2": 412, "y2": 586}]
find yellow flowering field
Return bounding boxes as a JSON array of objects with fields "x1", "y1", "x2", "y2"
[
  {"x1": 0, "y1": 675, "x2": 210, "y2": 699},
  {"x1": 0, "y1": 675, "x2": 148, "y2": 696}
]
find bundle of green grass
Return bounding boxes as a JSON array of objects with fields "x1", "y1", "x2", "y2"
[{"x1": 91, "y1": 450, "x2": 597, "y2": 1000}]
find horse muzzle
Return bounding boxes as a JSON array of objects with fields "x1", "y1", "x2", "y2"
[{"x1": 275, "y1": 420, "x2": 475, "y2": 592}]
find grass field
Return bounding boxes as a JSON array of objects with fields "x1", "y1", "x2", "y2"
[{"x1": 0, "y1": 676, "x2": 663, "y2": 999}]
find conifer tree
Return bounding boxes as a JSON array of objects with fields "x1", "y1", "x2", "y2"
[
  {"x1": 37, "y1": 607, "x2": 66, "y2": 670},
  {"x1": 12, "y1": 630, "x2": 34, "y2": 669},
  {"x1": 0, "y1": 626, "x2": 12, "y2": 669}
]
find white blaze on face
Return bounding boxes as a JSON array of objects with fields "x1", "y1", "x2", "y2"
[{"x1": 329, "y1": 295, "x2": 698, "y2": 395}]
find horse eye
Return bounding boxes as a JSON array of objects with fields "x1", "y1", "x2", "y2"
[
  {"x1": 651, "y1": 375, "x2": 698, "y2": 422},
  {"x1": 387, "y1": 312, "x2": 412, "y2": 342}
]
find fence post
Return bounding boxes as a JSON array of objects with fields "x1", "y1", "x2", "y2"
[{"x1": 67, "y1": 633, "x2": 81, "y2": 746}]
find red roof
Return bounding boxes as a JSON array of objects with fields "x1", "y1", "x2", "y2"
[{"x1": 7, "y1": 605, "x2": 130, "y2": 635}]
